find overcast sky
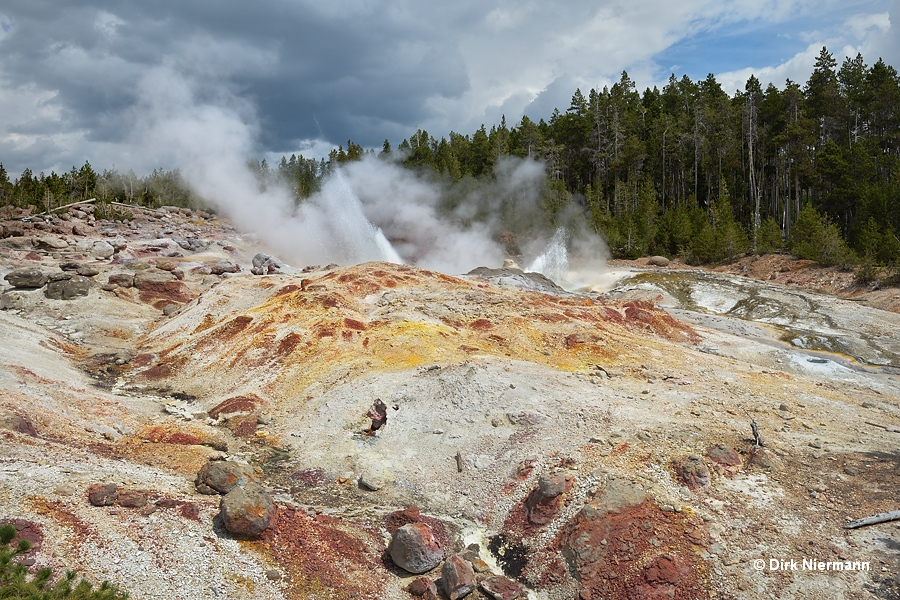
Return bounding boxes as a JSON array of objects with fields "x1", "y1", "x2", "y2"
[{"x1": 0, "y1": 0, "x2": 897, "y2": 177}]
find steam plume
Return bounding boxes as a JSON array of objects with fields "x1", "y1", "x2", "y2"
[{"x1": 124, "y1": 66, "x2": 610, "y2": 287}]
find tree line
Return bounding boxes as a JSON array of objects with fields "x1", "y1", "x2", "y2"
[{"x1": 3, "y1": 47, "x2": 898, "y2": 277}]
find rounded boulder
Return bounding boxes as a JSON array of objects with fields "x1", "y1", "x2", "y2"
[
  {"x1": 219, "y1": 483, "x2": 275, "y2": 538},
  {"x1": 388, "y1": 522, "x2": 444, "y2": 574}
]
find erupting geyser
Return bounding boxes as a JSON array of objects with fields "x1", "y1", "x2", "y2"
[
  {"x1": 527, "y1": 227, "x2": 569, "y2": 284},
  {"x1": 322, "y1": 170, "x2": 403, "y2": 265}
]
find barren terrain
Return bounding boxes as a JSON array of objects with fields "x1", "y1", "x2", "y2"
[{"x1": 1, "y1": 203, "x2": 898, "y2": 600}]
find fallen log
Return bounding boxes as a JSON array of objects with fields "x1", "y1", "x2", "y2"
[{"x1": 843, "y1": 510, "x2": 900, "y2": 529}]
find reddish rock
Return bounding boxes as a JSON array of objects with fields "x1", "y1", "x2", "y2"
[
  {"x1": 388, "y1": 522, "x2": 444, "y2": 574},
  {"x1": 208, "y1": 394, "x2": 263, "y2": 419},
  {"x1": 0, "y1": 410, "x2": 38, "y2": 437},
  {"x1": 133, "y1": 269, "x2": 192, "y2": 304},
  {"x1": 558, "y1": 478, "x2": 705, "y2": 600},
  {"x1": 673, "y1": 454, "x2": 710, "y2": 489},
  {"x1": 407, "y1": 576, "x2": 438, "y2": 597},
  {"x1": 116, "y1": 489, "x2": 148, "y2": 508},
  {"x1": 630, "y1": 553, "x2": 692, "y2": 600},
  {"x1": 219, "y1": 483, "x2": 275, "y2": 538},
  {"x1": 706, "y1": 444, "x2": 742, "y2": 475},
  {"x1": 480, "y1": 575, "x2": 524, "y2": 600},
  {"x1": 524, "y1": 473, "x2": 571, "y2": 526},
  {"x1": 441, "y1": 555, "x2": 476, "y2": 600},
  {"x1": 87, "y1": 483, "x2": 118, "y2": 506},
  {"x1": 195, "y1": 460, "x2": 259, "y2": 495}
]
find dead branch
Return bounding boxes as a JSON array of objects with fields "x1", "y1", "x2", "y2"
[
  {"x1": 30, "y1": 198, "x2": 98, "y2": 218},
  {"x1": 744, "y1": 409, "x2": 764, "y2": 447},
  {"x1": 865, "y1": 420, "x2": 900, "y2": 433},
  {"x1": 843, "y1": 510, "x2": 900, "y2": 529}
]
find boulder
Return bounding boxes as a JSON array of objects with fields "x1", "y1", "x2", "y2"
[
  {"x1": 388, "y1": 522, "x2": 444, "y2": 574},
  {"x1": 195, "y1": 460, "x2": 259, "y2": 495},
  {"x1": 208, "y1": 260, "x2": 240, "y2": 275},
  {"x1": 480, "y1": 575, "x2": 524, "y2": 600},
  {"x1": 706, "y1": 444, "x2": 742, "y2": 475},
  {"x1": 525, "y1": 473, "x2": 571, "y2": 526},
  {"x1": 4, "y1": 268, "x2": 47, "y2": 288},
  {"x1": 75, "y1": 264, "x2": 100, "y2": 277},
  {"x1": 407, "y1": 576, "x2": 438, "y2": 597},
  {"x1": 87, "y1": 483, "x2": 118, "y2": 506},
  {"x1": 441, "y1": 555, "x2": 476, "y2": 600},
  {"x1": 0, "y1": 410, "x2": 38, "y2": 436},
  {"x1": 673, "y1": 454, "x2": 710, "y2": 489},
  {"x1": 647, "y1": 255, "x2": 670, "y2": 267},
  {"x1": 91, "y1": 240, "x2": 115, "y2": 259},
  {"x1": 251, "y1": 253, "x2": 285, "y2": 275},
  {"x1": 116, "y1": 489, "x2": 148, "y2": 508},
  {"x1": 219, "y1": 482, "x2": 275, "y2": 538},
  {"x1": 45, "y1": 275, "x2": 92, "y2": 300},
  {"x1": 32, "y1": 236, "x2": 69, "y2": 250},
  {"x1": 107, "y1": 273, "x2": 134, "y2": 288}
]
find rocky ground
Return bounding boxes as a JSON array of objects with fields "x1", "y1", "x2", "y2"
[{"x1": 0, "y1": 202, "x2": 898, "y2": 600}]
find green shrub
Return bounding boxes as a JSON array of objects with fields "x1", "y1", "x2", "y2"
[
  {"x1": 756, "y1": 216, "x2": 784, "y2": 254},
  {"x1": 0, "y1": 523, "x2": 129, "y2": 599},
  {"x1": 789, "y1": 205, "x2": 856, "y2": 268},
  {"x1": 92, "y1": 201, "x2": 133, "y2": 222}
]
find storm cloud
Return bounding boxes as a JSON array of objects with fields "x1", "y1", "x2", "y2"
[{"x1": 0, "y1": 0, "x2": 896, "y2": 175}]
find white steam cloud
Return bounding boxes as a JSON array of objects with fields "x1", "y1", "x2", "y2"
[{"x1": 124, "y1": 66, "x2": 610, "y2": 287}]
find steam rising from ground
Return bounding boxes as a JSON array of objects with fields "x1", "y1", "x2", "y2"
[{"x1": 125, "y1": 66, "x2": 610, "y2": 289}]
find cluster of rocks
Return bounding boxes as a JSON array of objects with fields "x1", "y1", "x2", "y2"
[
  {"x1": 4, "y1": 264, "x2": 98, "y2": 301},
  {"x1": 87, "y1": 483, "x2": 148, "y2": 509},
  {"x1": 195, "y1": 460, "x2": 275, "y2": 539},
  {"x1": 387, "y1": 508, "x2": 524, "y2": 600},
  {"x1": 250, "y1": 252, "x2": 285, "y2": 275}
]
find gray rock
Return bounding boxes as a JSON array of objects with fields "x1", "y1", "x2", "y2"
[
  {"x1": 359, "y1": 473, "x2": 384, "y2": 491},
  {"x1": 195, "y1": 460, "x2": 259, "y2": 495},
  {"x1": 209, "y1": 260, "x2": 240, "y2": 275},
  {"x1": 4, "y1": 268, "x2": 47, "y2": 288},
  {"x1": 251, "y1": 253, "x2": 285, "y2": 275},
  {"x1": 219, "y1": 482, "x2": 275, "y2": 538},
  {"x1": 107, "y1": 273, "x2": 134, "y2": 287},
  {"x1": 647, "y1": 255, "x2": 670, "y2": 267},
  {"x1": 45, "y1": 275, "x2": 92, "y2": 300},
  {"x1": 0, "y1": 292, "x2": 24, "y2": 310},
  {"x1": 506, "y1": 410, "x2": 548, "y2": 426},
  {"x1": 388, "y1": 523, "x2": 444, "y2": 574},
  {"x1": 32, "y1": 236, "x2": 69, "y2": 250},
  {"x1": 133, "y1": 269, "x2": 176, "y2": 288},
  {"x1": 538, "y1": 473, "x2": 568, "y2": 498},
  {"x1": 75, "y1": 264, "x2": 100, "y2": 277},
  {"x1": 441, "y1": 555, "x2": 476, "y2": 600},
  {"x1": 91, "y1": 240, "x2": 115, "y2": 258}
]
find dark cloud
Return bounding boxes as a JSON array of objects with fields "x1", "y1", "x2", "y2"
[{"x1": 0, "y1": 0, "x2": 896, "y2": 175}]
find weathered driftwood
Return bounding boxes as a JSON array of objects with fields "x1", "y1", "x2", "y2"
[
  {"x1": 843, "y1": 510, "x2": 900, "y2": 529},
  {"x1": 865, "y1": 420, "x2": 900, "y2": 433}
]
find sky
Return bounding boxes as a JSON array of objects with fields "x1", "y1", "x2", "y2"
[{"x1": 0, "y1": 0, "x2": 898, "y2": 178}]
